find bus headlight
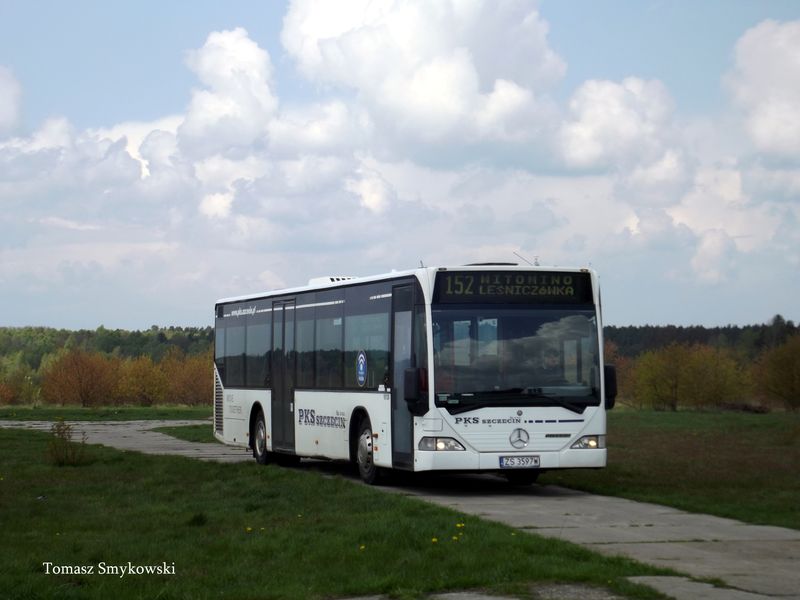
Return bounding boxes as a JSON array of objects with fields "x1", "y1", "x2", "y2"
[
  {"x1": 570, "y1": 435, "x2": 605, "y2": 449},
  {"x1": 418, "y1": 437, "x2": 466, "y2": 451}
]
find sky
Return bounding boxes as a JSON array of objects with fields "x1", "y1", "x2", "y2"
[{"x1": 1, "y1": 0, "x2": 799, "y2": 330}]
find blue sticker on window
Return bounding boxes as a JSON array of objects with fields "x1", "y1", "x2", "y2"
[{"x1": 356, "y1": 351, "x2": 367, "y2": 387}]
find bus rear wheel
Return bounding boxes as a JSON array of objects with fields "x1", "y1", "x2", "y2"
[
  {"x1": 356, "y1": 418, "x2": 381, "y2": 485},
  {"x1": 253, "y1": 410, "x2": 270, "y2": 465}
]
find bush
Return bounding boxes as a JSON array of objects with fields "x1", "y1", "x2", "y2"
[
  {"x1": 681, "y1": 345, "x2": 749, "y2": 409},
  {"x1": 0, "y1": 353, "x2": 39, "y2": 405},
  {"x1": 47, "y1": 419, "x2": 90, "y2": 466},
  {"x1": 632, "y1": 343, "x2": 750, "y2": 411},
  {"x1": 160, "y1": 348, "x2": 212, "y2": 405},
  {"x1": 632, "y1": 343, "x2": 689, "y2": 411},
  {"x1": 754, "y1": 334, "x2": 800, "y2": 411},
  {"x1": 117, "y1": 355, "x2": 168, "y2": 406},
  {"x1": 41, "y1": 349, "x2": 119, "y2": 407}
]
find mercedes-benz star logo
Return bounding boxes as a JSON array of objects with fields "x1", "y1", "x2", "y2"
[{"x1": 509, "y1": 428, "x2": 530, "y2": 449}]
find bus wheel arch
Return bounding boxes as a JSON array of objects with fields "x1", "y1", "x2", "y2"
[
  {"x1": 350, "y1": 409, "x2": 382, "y2": 485},
  {"x1": 349, "y1": 407, "x2": 369, "y2": 464}
]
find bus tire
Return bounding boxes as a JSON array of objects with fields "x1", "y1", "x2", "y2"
[
  {"x1": 356, "y1": 417, "x2": 381, "y2": 485},
  {"x1": 504, "y1": 470, "x2": 539, "y2": 486},
  {"x1": 253, "y1": 409, "x2": 270, "y2": 466}
]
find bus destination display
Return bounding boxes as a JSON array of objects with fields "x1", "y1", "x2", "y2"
[{"x1": 434, "y1": 270, "x2": 593, "y2": 304}]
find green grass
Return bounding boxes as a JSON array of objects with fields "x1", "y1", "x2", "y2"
[
  {"x1": 0, "y1": 428, "x2": 670, "y2": 600},
  {"x1": 0, "y1": 405, "x2": 211, "y2": 421},
  {"x1": 541, "y1": 410, "x2": 800, "y2": 530},
  {"x1": 152, "y1": 425, "x2": 218, "y2": 444}
]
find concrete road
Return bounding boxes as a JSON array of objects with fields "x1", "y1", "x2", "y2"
[{"x1": 3, "y1": 419, "x2": 799, "y2": 600}]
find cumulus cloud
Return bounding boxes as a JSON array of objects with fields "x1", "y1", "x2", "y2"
[
  {"x1": 281, "y1": 0, "x2": 563, "y2": 145},
  {"x1": 345, "y1": 165, "x2": 396, "y2": 213},
  {"x1": 267, "y1": 100, "x2": 371, "y2": 156},
  {"x1": 475, "y1": 79, "x2": 552, "y2": 142},
  {"x1": 690, "y1": 229, "x2": 738, "y2": 284},
  {"x1": 283, "y1": 0, "x2": 563, "y2": 89},
  {"x1": 0, "y1": 118, "x2": 142, "y2": 205},
  {"x1": 728, "y1": 20, "x2": 800, "y2": 158},
  {"x1": 0, "y1": 66, "x2": 22, "y2": 135},
  {"x1": 179, "y1": 28, "x2": 278, "y2": 157},
  {"x1": 745, "y1": 164, "x2": 800, "y2": 200},
  {"x1": 559, "y1": 77, "x2": 674, "y2": 169},
  {"x1": 90, "y1": 116, "x2": 182, "y2": 177},
  {"x1": 0, "y1": 117, "x2": 73, "y2": 154},
  {"x1": 194, "y1": 154, "x2": 270, "y2": 192},
  {"x1": 669, "y1": 167, "x2": 780, "y2": 254},
  {"x1": 615, "y1": 149, "x2": 691, "y2": 207},
  {"x1": 199, "y1": 192, "x2": 234, "y2": 219}
]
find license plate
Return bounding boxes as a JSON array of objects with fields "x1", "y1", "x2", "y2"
[{"x1": 499, "y1": 455, "x2": 540, "y2": 468}]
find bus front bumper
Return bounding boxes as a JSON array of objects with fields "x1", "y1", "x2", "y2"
[{"x1": 412, "y1": 448, "x2": 607, "y2": 472}]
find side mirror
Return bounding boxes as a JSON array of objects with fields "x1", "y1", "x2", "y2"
[
  {"x1": 404, "y1": 368, "x2": 428, "y2": 416},
  {"x1": 604, "y1": 365, "x2": 617, "y2": 410}
]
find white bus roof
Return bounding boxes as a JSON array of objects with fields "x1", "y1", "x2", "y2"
[{"x1": 215, "y1": 264, "x2": 594, "y2": 306}]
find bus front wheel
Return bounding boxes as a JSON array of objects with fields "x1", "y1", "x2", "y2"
[{"x1": 356, "y1": 418, "x2": 381, "y2": 485}]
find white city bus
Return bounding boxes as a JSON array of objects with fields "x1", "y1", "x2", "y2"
[{"x1": 214, "y1": 264, "x2": 616, "y2": 484}]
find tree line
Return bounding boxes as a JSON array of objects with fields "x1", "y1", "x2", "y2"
[
  {"x1": 606, "y1": 315, "x2": 799, "y2": 412},
  {"x1": 605, "y1": 315, "x2": 797, "y2": 359},
  {"x1": 0, "y1": 318, "x2": 797, "y2": 411},
  {"x1": 0, "y1": 326, "x2": 212, "y2": 406}
]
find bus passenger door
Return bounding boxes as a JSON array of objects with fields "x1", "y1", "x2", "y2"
[
  {"x1": 391, "y1": 285, "x2": 414, "y2": 469},
  {"x1": 272, "y1": 300, "x2": 296, "y2": 452}
]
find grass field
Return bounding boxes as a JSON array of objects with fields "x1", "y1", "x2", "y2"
[
  {"x1": 5, "y1": 404, "x2": 798, "y2": 532},
  {"x1": 0, "y1": 428, "x2": 669, "y2": 600},
  {"x1": 0, "y1": 405, "x2": 211, "y2": 421},
  {"x1": 541, "y1": 410, "x2": 800, "y2": 530}
]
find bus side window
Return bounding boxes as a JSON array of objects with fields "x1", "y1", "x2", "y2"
[
  {"x1": 245, "y1": 310, "x2": 270, "y2": 388},
  {"x1": 225, "y1": 323, "x2": 245, "y2": 387},
  {"x1": 315, "y1": 289, "x2": 344, "y2": 389},
  {"x1": 296, "y1": 312, "x2": 315, "y2": 388}
]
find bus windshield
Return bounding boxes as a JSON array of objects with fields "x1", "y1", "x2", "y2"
[{"x1": 432, "y1": 306, "x2": 600, "y2": 413}]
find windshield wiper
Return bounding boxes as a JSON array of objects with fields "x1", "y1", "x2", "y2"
[
  {"x1": 446, "y1": 402, "x2": 493, "y2": 415},
  {"x1": 474, "y1": 388, "x2": 561, "y2": 401},
  {"x1": 552, "y1": 398, "x2": 587, "y2": 414}
]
